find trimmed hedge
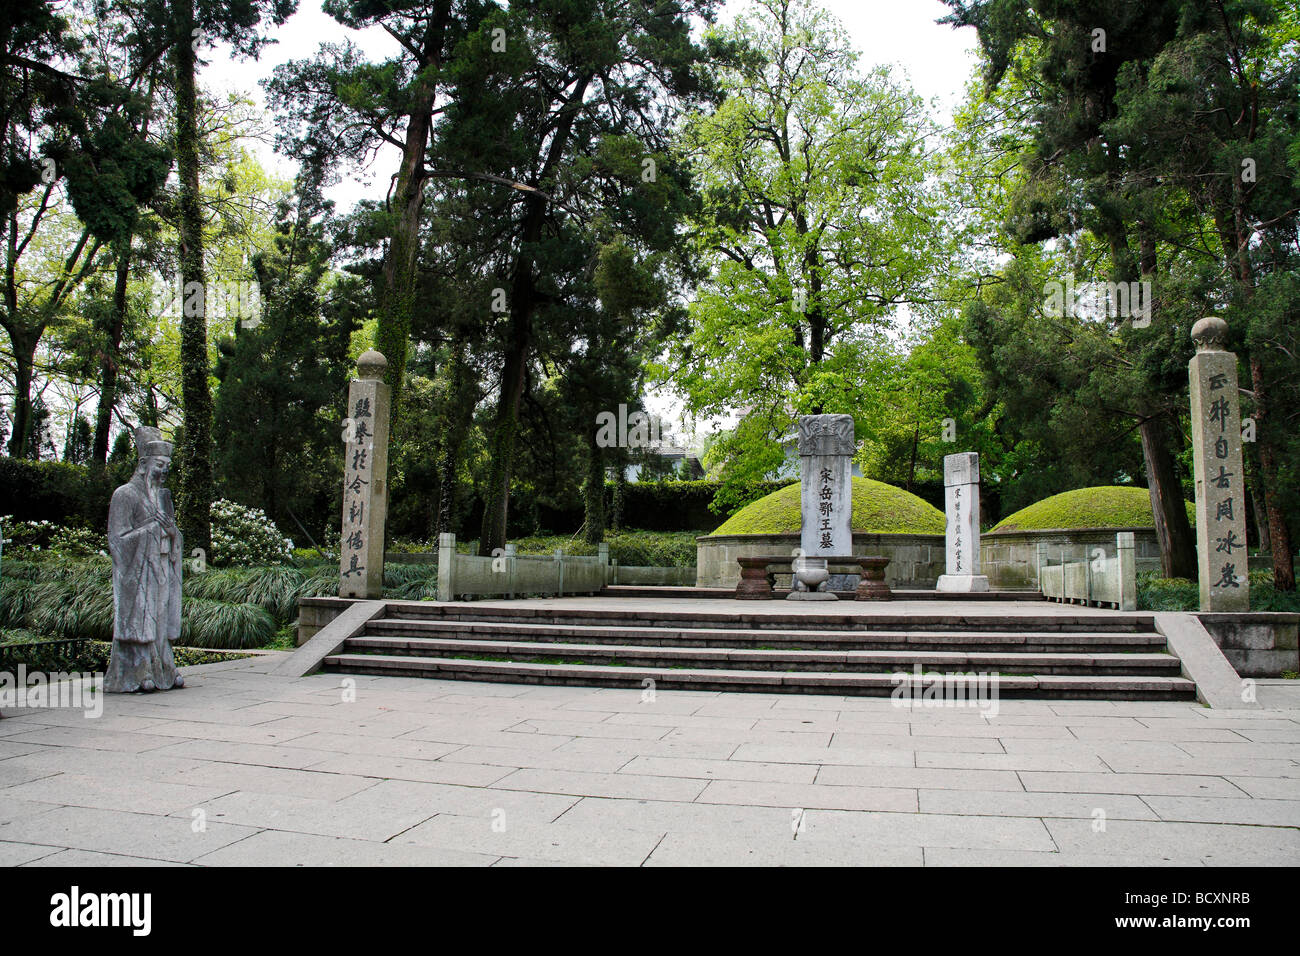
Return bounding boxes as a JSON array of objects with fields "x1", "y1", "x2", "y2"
[
  {"x1": 711, "y1": 478, "x2": 946, "y2": 536},
  {"x1": 0, "y1": 457, "x2": 134, "y2": 529},
  {"x1": 613, "y1": 480, "x2": 796, "y2": 532},
  {"x1": 991, "y1": 486, "x2": 1195, "y2": 533}
]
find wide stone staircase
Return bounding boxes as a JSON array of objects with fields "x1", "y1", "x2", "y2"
[{"x1": 319, "y1": 602, "x2": 1197, "y2": 700}]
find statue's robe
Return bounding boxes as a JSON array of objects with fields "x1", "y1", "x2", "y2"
[{"x1": 105, "y1": 477, "x2": 183, "y2": 692}]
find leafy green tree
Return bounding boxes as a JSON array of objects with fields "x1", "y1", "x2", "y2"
[
  {"x1": 0, "y1": 1, "x2": 169, "y2": 459},
  {"x1": 662, "y1": 0, "x2": 948, "y2": 498}
]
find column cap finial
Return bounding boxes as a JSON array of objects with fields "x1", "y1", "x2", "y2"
[{"x1": 1191, "y1": 316, "x2": 1229, "y2": 352}]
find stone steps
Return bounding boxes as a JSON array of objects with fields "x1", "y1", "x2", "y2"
[
  {"x1": 314, "y1": 601, "x2": 1196, "y2": 700},
  {"x1": 320, "y1": 653, "x2": 1196, "y2": 700},
  {"x1": 365, "y1": 618, "x2": 1168, "y2": 653},
  {"x1": 381, "y1": 601, "x2": 1159, "y2": 633},
  {"x1": 341, "y1": 635, "x2": 1183, "y2": 675}
]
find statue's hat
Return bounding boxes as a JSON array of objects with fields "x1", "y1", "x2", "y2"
[{"x1": 134, "y1": 426, "x2": 174, "y2": 460}]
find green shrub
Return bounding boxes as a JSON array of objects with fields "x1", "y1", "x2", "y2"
[
  {"x1": 0, "y1": 517, "x2": 108, "y2": 558},
  {"x1": 1135, "y1": 569, "x2": 1300, "y2": 612},
  {"x1": 0, "y1": 457, "x2": 129, "y2": 528},
  {"x1": 209, "y1": 499, "x2": 294, "y2": 566},
  {"x1": 1136, "y1": 572, "x2": 1199, "y2": 611}
]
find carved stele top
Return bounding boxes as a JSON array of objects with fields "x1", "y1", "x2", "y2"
[
  {"x1": 1191, "y1": 316, "x2": 1229, "y2": 353},
  {"x1": 797, "y1": 414, "x2": 855, "y2": 457},
  {"x1": 357, "y1": 349, "x2": 388, "y2": 380}
]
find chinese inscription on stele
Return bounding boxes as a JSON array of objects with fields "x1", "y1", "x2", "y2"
[
  {"x1": 339, "y1": 350, "x2": 392, "y2": 599},
  {"x1": 1189, "y1": 316, "x2": 1249, "y2": 611},
  {"x1": 936, "y1": 451, "x2": 989, "y2": 592},
  {"x1": 797, "y1": 414, "x2": 854, "y2": 564}
]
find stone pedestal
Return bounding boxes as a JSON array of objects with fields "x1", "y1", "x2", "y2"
[
  {"x1": 339, "y1": 351, "x2": 391, "y2": 599},
  {"x1": 1189, "y1": 317, "x2": 1249, "y2": 612},
  {"x1": 735, "y1": 556, "x2": 775, "y2": 600},
  {"x1": 855, "y1": 556, "x2": 893, "y2": 601},
  {"x1": 936, "y1": 451, "x2": 990, "y2": 592},
  {"x1": 798, "y1": 414, "x2": 854, "y2": 589}
]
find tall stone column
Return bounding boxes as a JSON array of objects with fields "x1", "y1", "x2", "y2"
[
  {"x1": 1189, "y1": 317, "x2": 1249, "y2": 611},
  {"x1": 936, "y1": 451, "x2": 989, "y2": 592},
  {"x1": 339, "y1": 350, "x2": 391, "y2": 599}
]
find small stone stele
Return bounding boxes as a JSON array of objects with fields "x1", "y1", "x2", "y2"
[
  {"x1": 935, "y1": 451, "x2": 990, "y2": 593},
  {"x1": 105, "y1": 427, "x2": 184, "y2": 693}
]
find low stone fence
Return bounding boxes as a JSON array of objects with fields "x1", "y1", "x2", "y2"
[
  {"x1": 980, "y1": 527, "x2": 1162, "y2": 590},
  {"x1": 1037, "y1": 532, "x2": 1138, "y2": 611},
  {"x1": 433, "y1": 534, "x2": 692, "y2": 600}
]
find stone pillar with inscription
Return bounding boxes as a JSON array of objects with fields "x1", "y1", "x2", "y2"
[
  {"x1": 1189, "y1": 317, "x2": 1249, "y2": 611},
  {"x1": 936, "y1": 452, "x2": 990, "y2": 592},
  {"x1": 798, "y1": 414, "x2": 855, "y2": 590},
  {"x1": 339, "y1": 350, "x2": 392, "y2": 599}
]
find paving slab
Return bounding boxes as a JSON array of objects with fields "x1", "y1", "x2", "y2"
[
  {"x1": 395, "y1": 814, "x2": 663, "y2": 866},
  {"x1": 192, "y1": 829, "x2": 497, "y2": 867},
  {"x1": 1, "y1": 657, "x2": 1297, "y2": 866},
  {"x1": 0, "y1": 805, "x2": 257, "y2": 863}
]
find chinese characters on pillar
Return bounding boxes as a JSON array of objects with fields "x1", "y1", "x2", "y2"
[
  {"x1": 1205, "y1": 376, "x2": 1244, "y2": 594},
  {"x1": 1189, "y1": 317, "x2": 1249, "y2": 611},
  {"x1": 338, "y1": 351, "x2": 391, "y2": 600},
  {"x1": 340, "y1": 394, "x2": 373, "y2": 585}
]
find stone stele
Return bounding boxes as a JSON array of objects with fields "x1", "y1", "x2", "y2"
[
  {"x1": 340, "y1": 350, "x2": 392, "y2": 599},
  {"x1": 935, "y1": 451, "x2": 990, "y2": 592},
  {"x1": 105, "y1": 426, "x2": 184, "y2": 693},
  {"x1": 798, "y1": 414, "x2": 855, "y2": 560},
  {"x1": 1189, "y1": 316, "x2": 1249, "y2": 612}
]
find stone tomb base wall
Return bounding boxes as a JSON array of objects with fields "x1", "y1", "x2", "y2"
[
  {"x1": 697, "y1": 527, "x2": 1172, "y2": 591},
  {"x1": 695, "y1": 533, "x2": 945, "y2": 589}
]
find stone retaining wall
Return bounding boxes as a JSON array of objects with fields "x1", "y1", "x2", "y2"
[{"x1": 1197, "y1": 613, "x2": 1299, "y2": 678}]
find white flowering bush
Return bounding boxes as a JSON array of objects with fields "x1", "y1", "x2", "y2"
[
  {"x1": 0, "y1": 517, "x2": 107, "y2": 557},
  {"x1": 209, "y1": 499, "x2": 294, "y2": 567}
]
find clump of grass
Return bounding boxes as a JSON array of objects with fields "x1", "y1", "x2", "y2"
[
  {"x1": 26, "y1": 579, "x2": 115, "y2": 640},
  {"x1": 384, "y1": 562, "x2": 440, "y2": 600},
  {"x1": 180, "y1": 598, "x2": 276, "y2": 649},
  {"x1": 1136, "y1": 572, "x2": 1199, "y2": 611}
]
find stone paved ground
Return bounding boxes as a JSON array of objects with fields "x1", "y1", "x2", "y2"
[{"x1": 1, "y1": 654, "x2": 1297, "y2": 866}]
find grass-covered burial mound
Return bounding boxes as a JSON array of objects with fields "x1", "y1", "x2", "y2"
[
  {"x1": 711, "y1": 477, "x2": 945, "y2": 536},
  {"x1": 990, "y1": 486, "x2": 1195, "y2": 533}
]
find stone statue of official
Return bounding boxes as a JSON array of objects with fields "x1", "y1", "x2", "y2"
[{"x1": 105, "y1": 426, "x2": 184, "y2": 693}]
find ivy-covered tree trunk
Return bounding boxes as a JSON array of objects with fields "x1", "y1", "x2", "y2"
[
  {"x1": 1248, "y1": 352, "x2": 1295, "y2": 590},
  {"x1": 583, "y1": 429, "x2": 606, "y2": 545},
  {"x1": 375, "y1": 1, "x2": 451, "y2": 410},
  {"x1": 610, "y1": 449, "x2": 626, "y2": 533},
  {"x1": 478, "y1": 303, "x2": 531, "y2": 555},
  {"x1": 434, "y1": 338, "x2": 471, "y2": 538},
  {"x1": 6, "y1": 340, "x2": 35, "y2": 459},
  {"x1": 93, "y1": 234, "x2": 132, "y2": 466},
  {"x1": 173, "y1": 0, "x2": 212, "y2": 554}
]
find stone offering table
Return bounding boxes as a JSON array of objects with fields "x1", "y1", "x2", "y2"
[{"x1": 733, "y1": 554, "x2": 887, "y2": 600}]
